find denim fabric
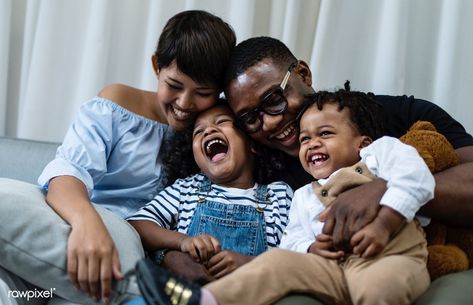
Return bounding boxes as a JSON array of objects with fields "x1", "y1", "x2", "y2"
[
  {"x1": 186, "y1": 177, "x2": 268, "y2": 256},
  {"x1": 121, "y1": 297, "x2": 145, "y2": 305}
]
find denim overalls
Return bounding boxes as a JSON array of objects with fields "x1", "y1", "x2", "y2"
[
  {"x1": 117, "y1": 178, "x2": 271, "y2": 305},
  {"x1": 186, "y1": 176, "x2": 269, "y2": 256}
]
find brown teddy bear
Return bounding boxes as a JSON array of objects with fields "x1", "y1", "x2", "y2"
[{"x1": 400, "y1": 121, "x2": 471, "y2": 280}]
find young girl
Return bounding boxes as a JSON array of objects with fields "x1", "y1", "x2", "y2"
[
  {"x1": 135, "y1": 84, "x2": 435, "y2": 305},
  {"x1": 0, "y1": 10, "x2": 235, "y2": 305},
  {"x1": 127, "y1": 103, "x2": 293, "y2": 280}
]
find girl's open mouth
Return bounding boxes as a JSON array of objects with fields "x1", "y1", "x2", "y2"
[{"x1": 204, "y1": 137, "x2": 229, "y2": 162}]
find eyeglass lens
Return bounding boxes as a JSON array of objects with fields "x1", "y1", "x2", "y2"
[{"x1": 239, "y1": 62, "x2": 296, "y2": 132}]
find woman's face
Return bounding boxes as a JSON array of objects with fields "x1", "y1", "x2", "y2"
[{"x1": 155, "y1": 60, "x2": 219, "y2": 130}]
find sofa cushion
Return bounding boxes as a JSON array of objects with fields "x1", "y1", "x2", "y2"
[
  {"x1": 0, "y1": 137, "x2": 59, "y2": 184},
  {"x1": 0, "y1": 178, "x2": 144, "y2": 303}
]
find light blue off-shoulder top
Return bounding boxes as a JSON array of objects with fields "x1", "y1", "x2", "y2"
[{"x1": 38, "y1": 96, "x2": 174, "y2": 218}]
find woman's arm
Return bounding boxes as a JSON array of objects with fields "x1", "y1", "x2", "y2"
[{"x1": 46, "y1": 175, "x2": 122, "y2": 304}]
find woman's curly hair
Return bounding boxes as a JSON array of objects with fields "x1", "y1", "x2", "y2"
[{"x1": 160, "y1": 129, "x2": 199, "y2": 188}]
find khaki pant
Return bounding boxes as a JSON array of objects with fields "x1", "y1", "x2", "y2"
[{"x1": 206, "y1": 221, "x2": 429, "y2": 305}]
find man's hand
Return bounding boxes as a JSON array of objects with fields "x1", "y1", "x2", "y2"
[
  {"x1": 67, "y1": 215, "x2": 122, "y2": 304},
  {"x1": 321, "y1": 178, "x2": 386, "y2": 252},
  {"x1": 207, "y1": 250, "x2": 253, "y2": 279},
  {"x1": 308, "y1": 233, "x2": 344, "y2": 260},
  {"x1": 162, "y1": 250, "x2": 215, "y2": 285},
  {"x1": 179, "y1": 234, "x2": 221, "y2": 264}
]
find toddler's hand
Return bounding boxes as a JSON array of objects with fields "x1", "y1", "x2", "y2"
[
  {"x1": 351, "y1": 221, "x2": 390, "y2": 258},
  {"x1": 179, "y1": 234, "x2": 221, "y2": 264},
  {"x1": 308, "y1": 233, "x2": 344, "y2": 260},
  {"x1": 207, "y1": 250, "x2": 253, "y2": 279}
]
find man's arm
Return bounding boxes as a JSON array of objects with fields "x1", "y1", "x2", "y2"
[
  {"x1": 323, "y1": 136, "x2": 437, "y2": 251},
  {"x1": 321, "y1": 179, "x2": 385, "y2": 252},
  {"x1": 323, "y1": 145, "x2": 473, "y2": 250},
  {"x1": 351, "y1": 206, "x2": 405, "y2": 257},
  {"x1": 419, "y1": 146, "x2": 473, "y2": 226}
]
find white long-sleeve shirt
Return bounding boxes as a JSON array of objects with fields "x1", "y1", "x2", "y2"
[{"x1": 279, "y1": 136, "x2": 435, "y2": 253}]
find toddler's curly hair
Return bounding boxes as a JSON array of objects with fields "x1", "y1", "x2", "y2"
[{"x1": 298, "y1": 80, "x2": 384, "y2": 140}]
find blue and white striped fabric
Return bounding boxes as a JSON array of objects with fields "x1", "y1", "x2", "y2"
[{"x1": 127, "y1": 173, "x2": 293, "y2": 248}]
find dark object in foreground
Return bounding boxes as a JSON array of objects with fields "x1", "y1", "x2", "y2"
[{"x1": 136, "y1": 258, "x2": 201, "y2": 305}]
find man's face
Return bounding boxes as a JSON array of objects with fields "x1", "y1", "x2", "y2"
[{"x1": 226, "y1": 59, "x2": 314, "y2": 157}]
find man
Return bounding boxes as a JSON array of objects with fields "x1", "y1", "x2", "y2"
[{"x1": 221, "y1": 36, "x2": 473, "y2": 305}]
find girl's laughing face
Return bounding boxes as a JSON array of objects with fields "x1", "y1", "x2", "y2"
[{"x1": 192, "y1": 104, "x2": 254, "y2": 188}]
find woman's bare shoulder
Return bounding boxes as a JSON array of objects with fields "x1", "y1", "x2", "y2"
[
  {"x1": 98, "y1": 83, "x2": 157, "y2": 116},
  {"x1": 98, "y1": 84, "x2": 159, "y2": 120},
  {"x1": 98, "y1": 84, "x2": 146, "y2": 107}
]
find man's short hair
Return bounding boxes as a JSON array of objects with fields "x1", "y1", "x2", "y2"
[{"x1": 224, "y1": 36, "x2": 297, "y2": 88}]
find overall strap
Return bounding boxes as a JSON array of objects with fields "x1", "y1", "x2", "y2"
[
  {"x1": 198, "y1": 175, "x2": 212, "y2": 193},
  {"x1": 196, "y1": 175, "x2": 212, "y2": 204},
  {"x1": 254, "y1": 183, "x2": 268, "y2": 203},
  {"x1": 254, "y1": 183, "x2": 269, "y2": 213}
]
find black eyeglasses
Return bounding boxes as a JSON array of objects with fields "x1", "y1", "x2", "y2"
[{"x1": 236, "y1": 62, "x2": 297, "y2": 133}]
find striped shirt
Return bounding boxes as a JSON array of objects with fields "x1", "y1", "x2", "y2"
[{"x1": 127, "y1": 173, "x2": 293, "y2": 248}]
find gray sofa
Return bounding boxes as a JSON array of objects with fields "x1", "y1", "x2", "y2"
[
  {"x1": 0, "y1": 136, "x2": 322, "y2": 305},
  {"x1": 2, "y1": 136, "x2": 466, "y2": 305},
  {"x1": 0, "y1": 136, "x2": 319, "y2": 305},
  {"x1": 0, "y1": 136, "x2": 59, "y2": 183}
]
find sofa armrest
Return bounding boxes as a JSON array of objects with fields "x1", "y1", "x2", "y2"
[{"x1": 0, "y1": 136, "x2": 59, "y2": 184}]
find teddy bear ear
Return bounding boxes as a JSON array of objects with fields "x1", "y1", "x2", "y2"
[{"x1": 411, "y1": 121, "x2": 437, "y2": 132}]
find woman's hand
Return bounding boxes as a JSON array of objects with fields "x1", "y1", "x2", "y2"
[
  {"x1": 179, "y1": 234, "x2": 221, "y2": 264},
  {"x1": 207, "y1": 250, "x2": 253, "y2": 278},
  {"x1": 68, "y1": 212, "x2": 122, "y2": 304},
  {"x1": 308, "y1": 233, "x2": 345, "y2": 260},
  {"x1": 46, "y1": 176, "x2": 122, "y2": 304}
]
